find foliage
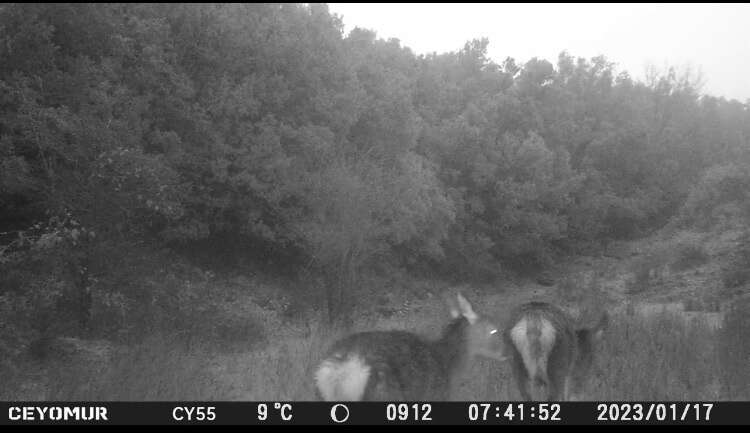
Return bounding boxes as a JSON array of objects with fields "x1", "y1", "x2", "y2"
[
  {"x1": 0, "y1": 3, "x2": 749, "y2": 330},
  {"x1": 671, "y1": 238, "x2": 710, "y2": 271},
  {"x1": 678, "y1": 162, "x2": 750, "y2": 230},
  {"x1": 721, "y1": 231, "x2": 750, "y2": 290},
  {"x1": 627, "y1": 249, "x2": 671, "y2": 294}
]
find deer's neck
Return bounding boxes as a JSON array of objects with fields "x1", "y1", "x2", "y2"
[{"x1": 434, "y1": 317, "x2": 471, "y2": 375}]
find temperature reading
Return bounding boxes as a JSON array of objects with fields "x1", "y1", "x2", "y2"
[{"x1": 257, "y1": 403, "x2": 293, "y2": 422}]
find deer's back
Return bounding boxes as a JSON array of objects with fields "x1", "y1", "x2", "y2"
[
  {"x1": 315, "y1": 330, "x2": 452, "y2": 401},
  {"x1": 504, "y1": 302, "x2": 577, "y2": 380}
]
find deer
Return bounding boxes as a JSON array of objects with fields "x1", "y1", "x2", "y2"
[
  {"x1": 504, "y1": 301, "x2": 608, "y2": 401},
  {"x1": 314, "y1": 293, "x2": 507, "y2": 401}
]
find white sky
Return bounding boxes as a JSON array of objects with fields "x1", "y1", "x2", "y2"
[{"x1": 328, "y1": 3, "x2": 750, "y2": 102}]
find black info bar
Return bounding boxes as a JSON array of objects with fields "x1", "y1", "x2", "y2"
[{"x1": 1, "y1": 402, "x2": 746, "y2": 425}]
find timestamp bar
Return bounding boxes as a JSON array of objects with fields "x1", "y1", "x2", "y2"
[{"x1": 1, "y1": 402, "x2": 748, "y2": 425}]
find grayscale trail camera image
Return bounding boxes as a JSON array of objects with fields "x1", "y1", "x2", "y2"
[{"x1": 0, "y1": 3, "x2": 748, "y2": 401}]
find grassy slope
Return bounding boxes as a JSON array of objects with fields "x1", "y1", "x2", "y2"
[{"x1": 8, "y1": 227, "x2": 750, "y2": 401}]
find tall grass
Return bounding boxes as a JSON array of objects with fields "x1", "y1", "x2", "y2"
[
  {"x1": 718, "y1": 296, "x2": 750, "y2": 399},
  {"x1": 21, "y1": 304, "x2": 749, "y2": 401},
  {"x1": 44, "y1": 334, "x2": 232, "y2": 400},
  {"x1": 591, "y1": 312, "x2": 723, "y2": 400}
]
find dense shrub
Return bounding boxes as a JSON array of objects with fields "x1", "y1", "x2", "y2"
[
  {"x1": 627, "y1": 249, "x2": 671, "y2": 294},
  {"x1": 678, "y1": 163, "x2": 750, "y2": 230},
  {"x1": 721, "y1": 231, "x2": 750, "y2": 290},
  {"x1": 671, "y1": 239, "x2": 710, "y2": 271}
]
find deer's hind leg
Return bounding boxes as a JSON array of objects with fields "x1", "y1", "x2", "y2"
[
  {"x1": 546, "y1": 368, "x2": 567, "y2": 401},
  {"x1": 363, "y1": 367, "x2": 406, "y2": 401},
  {"x1": 546, "y1": 341, "x2": 573, "y2": 401},
  {"x1": 511, "y1": 353, "x2": 533, "y2": 401}
]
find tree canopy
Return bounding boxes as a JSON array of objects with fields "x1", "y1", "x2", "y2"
[{"x1": 2, "y1": 3, "x2": 749, "y2": 283}]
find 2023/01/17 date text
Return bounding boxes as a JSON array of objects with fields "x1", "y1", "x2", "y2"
[{"x1": 596, "y1": 403, "x2": 713, "y2": 422}]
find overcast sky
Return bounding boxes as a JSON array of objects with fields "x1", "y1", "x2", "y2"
[{"x1": 328, "y1": 3, "x2": 750, "y2": 102}]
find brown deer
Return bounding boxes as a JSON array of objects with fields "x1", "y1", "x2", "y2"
[
  {"x1": 504, "y1": 302, "x2": 608, "y2": 401},
  {"x1": 314, "y1": 293, "x2": 507, "y2": 401}
]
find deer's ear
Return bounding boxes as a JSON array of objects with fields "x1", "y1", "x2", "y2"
[
  {"x1": 446, "y1": 295, "x2": 460, "y2": 319},
  {"x1": 593, "y1": 311, "x2": 609, "y2": 341},
  {"x1": 456, "y1": 293, "x2": 478, "y2": 324}
]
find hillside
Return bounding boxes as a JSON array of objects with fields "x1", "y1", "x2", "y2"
[
  {"x1": 5, "y1": 222, "x2": 748, "y2": 401},
  {"x1": 0, "y1": 3, "x2": 749, "y2": 401}
]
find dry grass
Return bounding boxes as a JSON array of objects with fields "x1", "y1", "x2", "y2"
[
  {"x1": 718, "y1": 296, "x2": 750, "y2": 400},
  {"x1": 590, "y1": 311, "x2": 723, "y2": 400},
  {"x1": 43, "y1": 334, "x2": 232, "y2": 400},
  {"x1": 25, "y1": 301, "x2": 747, "y2": 401},
  {"x1": 6, "y1": 224, "x2": 748, "y2": 402}
]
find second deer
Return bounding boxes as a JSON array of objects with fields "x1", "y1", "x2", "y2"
[
  {"x1": 504, "y1": 301, "x2": 608, "y2": 401},
  {"x1": 314, "y1": 293, "x2": 507, "y2": 401}
]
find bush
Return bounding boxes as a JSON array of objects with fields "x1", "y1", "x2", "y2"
[
  {"x1": 627, "y1": 250, "x2": 670, "y2": 294},
  {"x1": 678, "y1": 163, "x2": 750, "y2": 230},
  {"x1": 671, "y1": 240, "x2": 710, "y2": 271},
  {"x1": 557, "y1": 272, "x2": 594, "y2": 303},
  {"x1": 721, "y1": 231, "x2": 750, "y2": 290},
  {"x1": 682, "y1": 295, "x2": 721, "y2": 313},
  {"x1": 722, "y1": 269, "x2": 750, "y2": 290}
]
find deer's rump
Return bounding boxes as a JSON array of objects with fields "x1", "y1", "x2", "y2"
[{"x1": 315, "y1": 331, "x2": 452, "y2": 401}]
